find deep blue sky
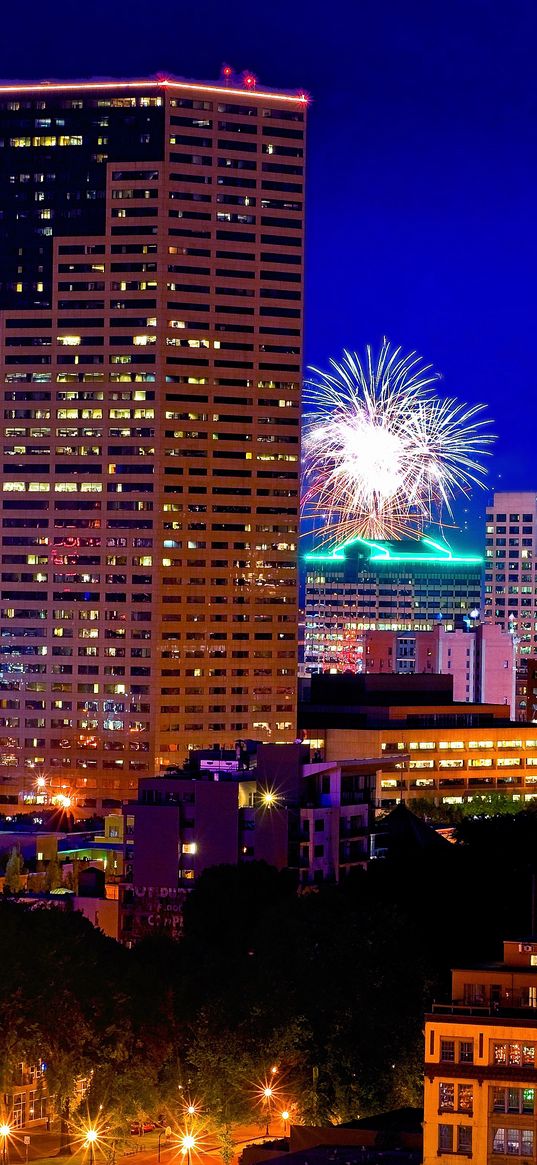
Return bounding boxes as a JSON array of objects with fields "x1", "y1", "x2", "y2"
[{"x1": 1, "y1": 0, "x2": 536, "y2": 546}]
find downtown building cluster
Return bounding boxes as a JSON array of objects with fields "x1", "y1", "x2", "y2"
[
  {"x1": 0, "y1": 74, "x2": 306, "y2": 812},
  {"x1": 1, "y1": 70, "x2": 537, "y2": 835}
]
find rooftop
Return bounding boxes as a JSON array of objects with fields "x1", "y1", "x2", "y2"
[
  {"x1": 0, "y1": 73, "x2": 308, "y2": 104},
  {"x1": 305, "y1": 533, "x2": 482, "y2": 566}
]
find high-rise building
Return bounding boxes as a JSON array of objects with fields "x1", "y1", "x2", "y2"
[
  {"x1": 484, "y1": 491, "x2": 537, "y2": 718},
  {"x1": 304, "y1": 535, "x2": 482, "y2": 675},
  {"x1": 0, "y1": 74, "x2": 307, "y2": 813}
]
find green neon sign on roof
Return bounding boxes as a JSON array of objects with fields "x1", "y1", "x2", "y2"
[{"x1": 304, "y1": 533, "x2": 483, "y2": 566}]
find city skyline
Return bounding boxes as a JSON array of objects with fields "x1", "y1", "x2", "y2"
[{"x1": 1, "y1": 0, "x2": 536, "y2": 547}]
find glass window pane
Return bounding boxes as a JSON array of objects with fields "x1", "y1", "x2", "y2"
[
  {"x1": 439, "y1": 1125, "x2": 453, "y2": 1152},
  {"x1": 492, "y1": 1087, "x2": 505, "y2": 1112},
  {"x1": 523, "y1": 1088, "x2": 534, "y2": 1114},
  {"x1": 439, "y1": 1083, "x2": 454, "y2": 1110},
  {"x1": 521, "y1": 1130, "x2": 534, "y2": 1154},
  {"x1": 458, "y1": 1085, "x2": 473, "y2": 1113},
  {"x1": 458, "y1": 1126, "x2": 472, "y2": 1153},
  {"x1": 493, "y1": 1128, "x2": 505, "y2": 1153}
]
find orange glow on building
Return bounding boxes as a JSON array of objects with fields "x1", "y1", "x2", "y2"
[
  {"x1": 0, "y1": 75, "x2": 306, "y2": 813},
  {"x1": 424, "y1": 940, "x2": 537, "y2": 1162}
]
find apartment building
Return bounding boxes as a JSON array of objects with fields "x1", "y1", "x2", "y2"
[
  {"x1": 424, "y1": 939, "x2": 537, "y2": 1162},
  {"x1": 118, "y1": 741, "x2": 380, "y2": 938},
  {"x1": 304, "y1": 535, "x2": 482, "y2": 675},
  {"x1": 0, "y1": 73, "x2": 306, "y2": 812}
]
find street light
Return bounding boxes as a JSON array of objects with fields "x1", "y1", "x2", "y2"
[
  {"x1": 180, "y1": 1132, "x2": 196, "y2": 1165},
  {"x1": 262, "y1": 1087, "x2": 273, "y2": 1136},
  {"x1": 281, "y1": 1110, "x2": 290, "y2": 1136},
  {"x1": 158, "y1": 1126, "x2": 172, "y2": 1162},
  {"x1": 85, "y1": 1127, "x2": 98, "y2": 1165},
  {"x1": 0, "y1": 1125, "x2": 10, "y2": 1165}
]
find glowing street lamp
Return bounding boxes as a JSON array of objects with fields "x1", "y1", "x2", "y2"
[
  {"x1": 85, "y1": 1127, "x2": 98, "y2": 1165},
  {"x1": 0, "y1": 1125, "x2": 10, "y2": 1165},
  {"x1": 281, "y1": 1110, "x2": 290, "y2": 1136},
  {"x1": 262, "y1": 1087, "x2": 273, "y2": 1136},
  {"x1": 180, "y1": 1132, "x2": 196, "y2": 1165}
]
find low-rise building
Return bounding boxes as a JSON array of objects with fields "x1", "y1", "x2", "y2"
[
  {"x1": 424, "y1": 939, "x2": 537, "y2": 1163},
  {"x1": 299, "y1": 673, "x2": 537, "y2": 808},
  {"x1": 3, "y1": 1062, "x2": 48, "y2": 1128},
  {"x1": 119, "y1": 743, "x2": 385, "y2": 941}
]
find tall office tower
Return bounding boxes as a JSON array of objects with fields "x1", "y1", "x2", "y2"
[
  {"x1": 304, "y1": 535, "x2": 482, "y2": 675},
  {"x1": 484, "y1": 491, "x2": 537, "y2": 718},
  {"x1": 0, "y1": 74, "x2": 306, "y2": 813}
]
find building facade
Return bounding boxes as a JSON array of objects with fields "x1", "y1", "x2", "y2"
[
  {"x1": 0, "y1": 74, "x2": 306, "y2": 812},
  {"x1": 307, "y1": 621, "x2": 515, "y2": 714},
  {"x1": 119, "y1": 742, "x2": 377, "y2": 940},
  {"x1": 299, "y1": 673, "x2": 537, "y2": 808},
  {"x1": 304, "y1": 535, "x2": 482, "y2": 675},
  {"x1": 424, "y1": 939, "x2": 537, "y2": 1163},
  {"x1": 2, "y1": 1062, "x2": 49, "y2": 1128},
  {"x1": 484, "y1": 491, "x2": 537, "y2": 719}
]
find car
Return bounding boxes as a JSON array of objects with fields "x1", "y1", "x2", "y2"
[{"x1": 130, "y1": 1121, "x2": 156, "y2": 1135}]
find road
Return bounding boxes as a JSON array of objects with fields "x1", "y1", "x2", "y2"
[{"x1": 6, "y1": 1119, "x2": 288, "y2": 1165}]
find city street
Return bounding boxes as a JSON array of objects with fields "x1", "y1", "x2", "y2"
[{"x1": 5, "y1": 1121, "x2": 285, "y2": 1165}]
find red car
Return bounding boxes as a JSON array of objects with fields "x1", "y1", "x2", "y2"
[{"x1": 130, "y1": 1121, "x2": 156, "y2": 1135}]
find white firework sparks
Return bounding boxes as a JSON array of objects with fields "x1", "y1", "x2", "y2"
[{"x1": 302, "y1": 340, "x2": 494, "y2": 543}]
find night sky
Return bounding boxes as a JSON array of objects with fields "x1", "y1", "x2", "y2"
[{"x1": 1, "y1": 0, "x2": 536, "y2": 548}]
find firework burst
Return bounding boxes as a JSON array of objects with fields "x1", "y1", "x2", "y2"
[{"x1": 302, "y1": 340, "x2": 494, "y2": 544}]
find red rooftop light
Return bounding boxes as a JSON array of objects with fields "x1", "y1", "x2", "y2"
[
  {"x1": 221, "y1": 64, "x2": 233, "y2": 78},
  {"x1": 243, "y1": 72, "x2": 257, "y2": 88}
]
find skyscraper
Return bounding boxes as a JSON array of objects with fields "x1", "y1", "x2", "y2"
[
  {"x1": 484, "y1": 491, "x2": 537, "y2": 719},
  {"x1": 0, "y1": 74, "x2": 306, "y2": 813}
]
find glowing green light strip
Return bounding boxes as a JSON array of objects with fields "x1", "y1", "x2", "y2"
[{"x1": 304, "y1": 533, "x2": 482, "y2": 566}]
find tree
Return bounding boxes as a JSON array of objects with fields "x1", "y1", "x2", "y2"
[
  {"x1": 4, "y1": 847, "x2": 23, "y2": 893},
  {"x1": 44, "y1": 855, "x2": 63, "y2": 892}
]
